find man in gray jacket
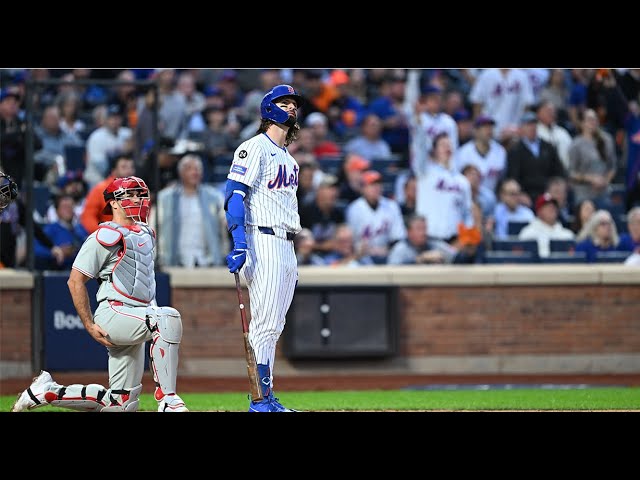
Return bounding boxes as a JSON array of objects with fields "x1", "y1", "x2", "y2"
[{"x1": 156, "y1": 154, "x2": 229, "y2": 267}]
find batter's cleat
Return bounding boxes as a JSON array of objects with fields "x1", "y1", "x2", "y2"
[
  {"x1": 157, "y1": 393, "x2": 189, "y2": 412},
  {"x1": 248, "y1": 393, "x2": 299, "y2": 412},
  {"x1": 11, "y1": 370, "x2": 56, "y2": 412}
]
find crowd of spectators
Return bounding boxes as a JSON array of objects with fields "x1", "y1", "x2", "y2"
[{"x1": 2, "y1": 68, "x2": 640, "y2": 270}]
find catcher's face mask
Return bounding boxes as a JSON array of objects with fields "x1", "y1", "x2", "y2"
[
  {"x1": 103, "y1": 176, "x2": 150, "y2": 223},
  {"x1": 0, "y1": 172, "x2": 18, "y2": 212}
]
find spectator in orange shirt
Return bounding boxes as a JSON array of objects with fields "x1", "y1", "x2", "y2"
[{"x1": 79, "y1": 153, "x2": 135, "y2": 233}]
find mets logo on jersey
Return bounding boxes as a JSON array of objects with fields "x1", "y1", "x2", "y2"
[{"x1": 268, "y1": 164, "x2": 298, "y2": 190}]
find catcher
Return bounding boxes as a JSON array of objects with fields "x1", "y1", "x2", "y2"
[{"x1": 12, "y1": 176, "x2": 188, "y2": 412}]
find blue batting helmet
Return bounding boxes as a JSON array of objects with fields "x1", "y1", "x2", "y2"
[{"x1": 260, "y1": 84, "x2": 303, "y2": 124}]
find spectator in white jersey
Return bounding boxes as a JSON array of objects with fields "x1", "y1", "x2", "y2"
[
  {"x1": 156, "y1": 154, "x2": 229, "y2": 267},
  {"x1": 408, "y1": 85, "x2": 459, "y2": 172},
  {"x1": 454, "y1": 114, "x2": 507, "y2": 194},
  {"x1": 345, "y1": 170, "x2": 406, "y2": 264},
  {"x1": 469, "y1": 68, "x2": 535, "y2": 146},
  {"x1": 414, "y1": 133, "x2": 474, "y2": 243}
]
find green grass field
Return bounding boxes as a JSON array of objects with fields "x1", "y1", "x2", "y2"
[{"x1": 3, "y1": 387, "x2": 640, "y2": 411}]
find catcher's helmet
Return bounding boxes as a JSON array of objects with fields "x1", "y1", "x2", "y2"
[
  {"x1": 0, "y1": 171, "x2": 18, "y2": 212},
  {"x1": 103, "y1": 176, "x2": 150, "y2": 223},
  {"x1": 260, "y1": 84, "x2": 303, "y2": 125}
]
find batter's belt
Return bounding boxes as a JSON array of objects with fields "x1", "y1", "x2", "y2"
[{"x1": 246, "y1": 225, "x2": 296, "y2": 241}]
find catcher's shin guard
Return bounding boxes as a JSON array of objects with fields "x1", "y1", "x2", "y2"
[
  {"x1": 45, "y1": 383, "x2": 110, "y2": 412},
  {"x1": 100, "y1": 384, "x2": 143, "y2": 412},
  {"x1": 146, "y1": 306, "x2": 183, "y2": 396}
]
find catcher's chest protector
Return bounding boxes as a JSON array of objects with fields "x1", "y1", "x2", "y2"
[{"x1": 97, "y1": 222, "x2": 156, "y2": 303}]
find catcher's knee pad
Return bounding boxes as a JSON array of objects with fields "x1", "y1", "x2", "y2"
[
  {"x1": 46, "y1": 383, "x2": 109, "y2": 412},
  {"x1": 146, "y1": 306, "x2": 182, "y2": 344},
  {"x1": 100, "y1": 384, "x2": 143, "y2": 412}
]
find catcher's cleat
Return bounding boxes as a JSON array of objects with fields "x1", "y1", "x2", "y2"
[
  {"x1": 157, "y1": 393, "x2": 189, "y2": 412},
  {"x1": 11, "y1": 370, "x2": 57, "y2": 412}
]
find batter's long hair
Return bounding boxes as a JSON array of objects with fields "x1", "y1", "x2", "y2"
[{"x1": 257, "y1": 118, "x2": 301, "y2": 147}]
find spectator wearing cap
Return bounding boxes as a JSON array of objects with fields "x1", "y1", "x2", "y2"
[
  {"x1": 215, "y1": 69, "x2": 245, "y2": 111},
  {"x1": 518, "y1": 192, "x2": 575, "y2": 257},
  {"x1": 414, "y1": 133, "x2": 474, "y2": 242},
  {"x1": 201, "y1": 104, "x2": 240, "y2": 164},
  {"x1": 492, "y1": 178, "x2": 535, "y2": 239},
  {"x1": 454, "y1": 115, "x2": 507, "y2": 194},
  {"x1": 304, "y1": 112, "x2": 341, "y2": 159},
  {"x1": 506, "y1": 111, "x2": 567, "y2": 207},
  {"x1": 1, "y1": 88, "x2": 42, "y2": 189},
  {"x1": 84, "y1": 103, "x2": 133, "y2": 188},
  {"x1": 574, "y1": 209, "x2": 623, "y2": 262},
  {"x1": 300, "y1": 69, "x2": 339, "y2": 114},
  {"x1": 79, "y1": 153, "x2": 135, "y2": 234},
  {"x1": 536, "y1": 99, "x2": 573, "y2": 171},
  {"x1": 469, "y1": 69, "x2": 535, "y2": 145},
  {"x1": 343, "y1": 113, "x2": 393, "y2": 161},
  {"x1": 337, "y1": 153, "x2": 371, "y2": 204},
  {"x1": 453, "y1": 109, "x2": 474, "y2": 146},
  {"x1": 46, "y1": 170, "x2": 87, "y2": 223},
  {"x1": 367, "y1": 73, "x2": 410, "y2": 157},
  {"x1": 409, "y1": 84, "x2": 459, "y2": 172},
  {"x1": 345, "y1": 170, "x2": 407, "y2": 264},
  {"x1": 387, "y1": 214, "x2": 457, "y2": 265},
  {"x1": 567, "y1": 108, "x2": 617, "y2": 206},
  {"x1": 33, "y1": 105, "x2": 85, "y2": 184},
  {"x1": 300, "y1": 174, "x2": 346, "y2": 255},
  {"x1": 34, "y1": 194, "x2": 89, "y2": 271},
  {"x1": 326, "y1": 69, "x2": 366, "y2": 141}
]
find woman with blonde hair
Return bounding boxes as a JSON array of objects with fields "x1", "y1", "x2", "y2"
[{"x1": 575, "y1": 209, "x2": 623, "y2": 262}]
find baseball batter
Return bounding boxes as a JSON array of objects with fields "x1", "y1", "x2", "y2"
[
  {"x1": 224, "y1": 84, "x2": 303, "y2": 412},
  {"x1": 12, "y1": 176, "x2": 188, "y2": 412}
]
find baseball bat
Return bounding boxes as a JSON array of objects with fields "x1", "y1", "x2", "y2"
[{"x1": 234, "y1": 272, "x2": 264, "y2": 402}]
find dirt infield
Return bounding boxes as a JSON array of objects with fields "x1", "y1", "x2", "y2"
[{"x1": 2, "y1": 372, "x2": 640, "y2": 396}]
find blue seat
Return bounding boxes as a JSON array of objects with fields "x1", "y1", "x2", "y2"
[
  {"x1": 491, "y1": 239, "x2": 539, "y2": 258},
  {"x1": 540, "y1": 251, "x2": 587, "y2": 263},
  {"x1": 594, "y1": 251, "x2": 631, "y2": 263},
  {"x1": 63, "y1": 145, "x2": 86, "y2": 172},
  {"x1": 484, "y1": 251, "x2": 538, "y2": 264},
  {"x1": 33, "y1": 185, "x2": 52, "y2": 219},
  {"x1": 317, "y1": 156, "x2": 343, "y2": 176},
  {"x1": 549, "y1": 239, "x2": 577, "y2": 252},
  {"x1": 507, "y1": 221, "x2": 529, "y2": 236}
]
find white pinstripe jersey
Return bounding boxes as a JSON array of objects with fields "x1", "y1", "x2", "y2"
[
  {"x1": 227, "y1": 132, "x2": 301, "y2": 233},
  {"x1": 453, "y1": 139, "x2": 507, "y2": 193}
]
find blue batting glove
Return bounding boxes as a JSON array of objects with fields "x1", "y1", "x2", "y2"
[{"x1": 226, "y1": 243, "x2": 248, "y2": 273}]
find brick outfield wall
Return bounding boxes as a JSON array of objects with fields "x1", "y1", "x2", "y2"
[{"x1": 2, "y1": 284, "x2": 639, "y2": 369}]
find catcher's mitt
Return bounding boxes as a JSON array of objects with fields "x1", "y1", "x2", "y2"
[{"x1": 0, "y1": 171, "x2": 19, "y2": 212}]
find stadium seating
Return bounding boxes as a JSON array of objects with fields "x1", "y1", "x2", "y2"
[
  {"x1": 540, "y1": 251, "x2": 587, "y2": 263},
  {"x1": 63, "y1": 145, "x2": 86, "y2": 173},
  {"x1": 549, "y1": 239, "x2": 577, "y2": 252},
  {"x1": 507, "y1": 221, "x2": 529, "y2": 237},
  {"x1": 33, "y1": 185, "x2": 52, "y2": 219},
  {"x1": 594, "y1": 251, "x2": 632, "y2": 263},
  {"x1": 484, "y1": 251, "x2": 538, "y2": 264}
]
